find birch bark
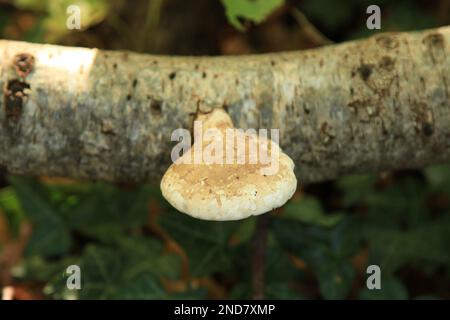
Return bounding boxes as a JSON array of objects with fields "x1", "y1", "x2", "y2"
[{"x1": 1, "y1": 26, "x2": 449, "y2": 184}]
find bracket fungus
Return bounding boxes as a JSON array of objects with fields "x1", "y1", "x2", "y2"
[{"x1": 160, "y1": 108, "x2": 297, "y2": 221}]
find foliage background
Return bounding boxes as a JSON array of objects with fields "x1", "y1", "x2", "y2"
[{"x1": 0, "y1": 0, "x2": 449, "y2": 300}]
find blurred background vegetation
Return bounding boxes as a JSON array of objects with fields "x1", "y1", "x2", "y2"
[{"x1": 0, "y1": 0, "x2": 450, "y2": 300}]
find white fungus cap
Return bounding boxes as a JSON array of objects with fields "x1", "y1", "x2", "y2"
[{"x1": 160, "y1": 109, "x2": 297, "y2": 221}]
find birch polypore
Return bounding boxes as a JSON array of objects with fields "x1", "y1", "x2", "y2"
[{"x1": 160, "y1": 109, "x2": 297, "y2": 221}]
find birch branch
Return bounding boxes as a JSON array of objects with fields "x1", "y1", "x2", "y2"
[{"x1": 1, "y1": 26, "x2": 450, "y2": 184}]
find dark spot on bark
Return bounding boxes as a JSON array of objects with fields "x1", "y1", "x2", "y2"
[
  {"x1": 13, "y1": 53, "x2": 35, "y2": 78},
  {"x1": 259, "y1": 99, "x2": 273, "y2": 127},
  {"x1": 4, "y1": 79, "x2": 30, "y2": 121},
  {"x1": 357, "y1": 64, "x2": 373, "y2": 81},
  {"x1": 150, "y1": 100, "x2": 162, "y2": 116},
  {"x1": 412, "y1": 101, "x2": 434, "y2": 136},
  {"x1": 270, "y1": 60, "x2": 276, "y2": 66},
  {"x1": 423, "y1": 33, "x2": 444, "y2": 48},
  {"x1": 132, "y1": 79, "x2": 138, "y2": 88},
  {"x1": 419, "y1": 77, "x2": 426, "y2": 90},
  {"x1": 202, "y1": 72, "x2": 207, "y2": 78},
  {"x1": 303, "y1": 103, "x2": 310, "y2": 114},
  {"x1": 379, "y1": 56, "x2": 395, "y2": 71},
  {"x1": 101, "y1": 120, "x2": 115, "y2": 135},
  {"x1": 347, "y1": 99, "x2": 368, "y2": 114},
  {"x1": 423, "y1": 123, "x2": 434, "y2": 136},
  {"x1": 350, "y1": 87, "x2": 354, "y2": 96},
  {"x1": 235, "y1": 78, "x2": 239, "y2": 85},
  {"x1": 320, "y1": 121, "x2": 334, "y2": 144},
  {"x1": 376, "y1": 35, "x2": 399, "y2": 49},
  {"x1": 422, "y1": 34, "x2": 446, "y2": 65},
  {"x1": 126, "y1": 94, "x2": 132, "y2": 101},
  {"x1": 113, "y1": 63, "x2": 117, "y2": 69},
  {"x1": 213, "y1": 74, "x2": 218, "y2": 79},
  {"x1": 169, "y1": 72, "x2": 176, "y2": 80}
]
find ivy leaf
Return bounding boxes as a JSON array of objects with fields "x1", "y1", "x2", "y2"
[
  {"x1": 64, "y1": 183, "x2": 150, "y2": 243},
  {"x1": 9, "y1": 177, "x2": 72, "y2": 257},
  {"x1": 221, "y1": 0, "x2": 284, "y2": 31},
  {"x1": 230, "y1": 216, "x2": 257, "y2": 245},
  {"x1": 364, "y1": 221, "x2": 450, "y2": 274},
  {"x1": 78, "y1": 236, "x2": 181, "y2": 299},
  {"x1": 283, "y1": 196, "x2": 343, "y2": 227},
  {"x1": 265, "y1": 283, "x2": 304, "y2": 299},
  {"x1": 272, "y1": 217, "x2": 360, "y2": 299},
  {"x1": 116, "y1": 274, "x2": 207, "y2": 300},
  {"x1": 302, "y1": 0, "x2": 354, "y2": 31},
  {"x1": 336, "y1": 174, "x2": 376, "y2": 207},
  {"x1": 229, "y1": 235, "x2": 302, "y2": 299},
  {"x1": 425, "y1": 164, "x2": 450, "y2": 192},
  {"x1": 115, "y1": 273, "x2": 168, "y2": 299},
  {"x1": 316, "y1": 259, "x2": 354, "y2": 299},
  {"x1": 119, "y1": 236, "x2": 181, "y2": 280},
  {"x1": 158, "y1": 211, "x2": 239, "y2": 277}
]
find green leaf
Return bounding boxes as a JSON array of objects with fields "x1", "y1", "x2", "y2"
[
  {"x1": 14, "y1": 0, "x2": 47, "y2": 11},
  {"x1": 272, "y1": 217, "x2": 360, "y2": 299},
  {"x1": 0, "y1": 186, "x2": 24, "y2": 238},
  {"x1": 64, "y1": 183, "x2": 150, "y2": 242},
  {"x1": 117, "y1": 268, "x2": 204, "y2": 300},
  {"x1": 229, "y1": 235, "x2": 301, "y2": 299},
  {"x1": 0, "y1": 11, "x2": 11, "y2": 37},
  {"x1": 115, "y1": 273, "x2": 168, "y2": 299},
  {"x1": 283, "y1": 196, "x2": 343, "y2": 227},
  {"x1": 384, "y1": 1, "x2": 435, "y2": 32},
  {"x1": 364, "y1": 221, "x2": 450, "y2": 273},
  {"x1": 302, "y1": 0, "x2": 354, "y2": 31},
  {"x1": 9, "y1": 177, "x2": 72, "y2": 257},
  {"x1": 231, "y1": 216, "x2": 257, "y2": 244},
  {"x1": 316, "y1": 259, "x2": 354, "y2": 299},
  {"x1": 425, "y1": 164, "x2": 450, "y2": 191},
  {"x1": 15, "y1": 255, "x2": 75, "y2": 282},
  {"x1": 15, "y1": 0, "x2": 109, "y2": 42},
  {"x1": 78, "y1": 236, "x2": 180, "y2": 299},
  {"x1": 265, "y1": 283, "x2": 304, "y2": 300},
  {"x1": 79, "y1": 244, "x2": 126, "y2": 299},
  {"x1": 20, "y1": 255, "x2": 81, "y2": 299},
  {"x1": 221, "y1": 0, "x2": 284, "y2": 31},
  {"x1": 336, "y1": 174, "x2": 376, "y2": 207},
  {"x1": 118, "y1": 236, "x2": 181, "y2": 280},
  {"x1": 158, "y1": 211, "x2": 239, "y2": 277}
]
